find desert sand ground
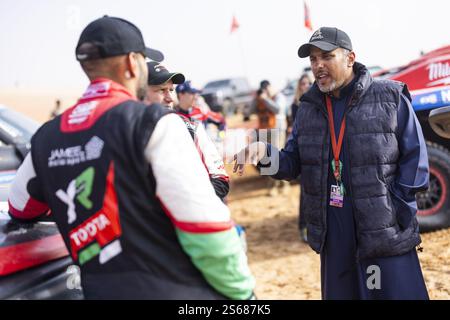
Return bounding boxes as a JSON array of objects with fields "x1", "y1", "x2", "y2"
[
  {"x1": 1, "y1": 90, "x2": 449, "y2": 300},
  {"x1": 227, "y1": 166, "x2": 450, "y2": 300}
]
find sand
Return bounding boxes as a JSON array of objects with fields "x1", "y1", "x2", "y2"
[{"x1": 227, "y1": 166, "x2": 450, "y2": 300}]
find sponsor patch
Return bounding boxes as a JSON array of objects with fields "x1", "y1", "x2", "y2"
[
  {"x1": 65, "y1": 163, "x2": 122, "y2": 265},
  {"x1": 48, "y1": 136, "x2": 104, "y2": 168}
]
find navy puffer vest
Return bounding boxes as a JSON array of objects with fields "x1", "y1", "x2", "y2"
[{"x1": 297, "y1": 62, "x2": 421, "y2": 259}]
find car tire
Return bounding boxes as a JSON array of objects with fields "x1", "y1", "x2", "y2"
[{"x1": 417, "y1": 142, "x2": 450, "y2": 231}]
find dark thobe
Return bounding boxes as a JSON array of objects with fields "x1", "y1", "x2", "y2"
[{"x1": 267, "y1": 79, "x2": 429, "y2": 300}]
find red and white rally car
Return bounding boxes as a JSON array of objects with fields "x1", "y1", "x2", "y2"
[
  {"x1": 374, "y1": 45, "x2": 450, "y2": 231},
  {"x1": 0, "y1": 105, "x2": 83, "y2": 299}
]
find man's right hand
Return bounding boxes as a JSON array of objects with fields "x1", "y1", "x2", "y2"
[{"x1": 232, "y1": 141, "x2": 267, "y2": 176}]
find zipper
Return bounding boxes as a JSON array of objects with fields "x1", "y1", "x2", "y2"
[
  {"x1": 343, "y1": 125, "x2": 361, "y2": 263},
  {"x1": 344, "y1": 86, "x2": 363, "y2": 262}
]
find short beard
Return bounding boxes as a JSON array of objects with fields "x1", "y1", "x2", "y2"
[
  {"x1": 317, "y1": 79, "x2": 339, "y2": 94},
  {"x1": 136, "y1": 61, "x2": 148, "y2": 101},
  {"x1": 137, "y1": 86, "x2": 147, "y2": 102}
]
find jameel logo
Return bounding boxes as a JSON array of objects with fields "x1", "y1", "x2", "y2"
[{"x1": 48, "y1": 136, "x2": 104, "y2": 168}]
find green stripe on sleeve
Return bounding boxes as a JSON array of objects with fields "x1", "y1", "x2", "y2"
[
  {"x1": 79, "y1": 242, "x2": 101, "y2": 265},
  {"x1": 176, "y1": 227, "x2": 255, "y2": 300}
]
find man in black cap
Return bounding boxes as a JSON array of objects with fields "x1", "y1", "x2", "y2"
[
  {"x1": 144, "y1": 61, "x2": 185, "y2": 108},
  {"x1": 144, "y1": 61, "x2": 230, "y2": 201},
  {"x1": 8, "y1": 16, "x2": 254, "y2": 299},
  {"x1": 234, "y1": 27, "x2": 430, "y2": 299}
]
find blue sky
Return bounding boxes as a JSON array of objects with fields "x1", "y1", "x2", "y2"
[{"x1": 0, "y1": 0, "x2": 448, "y2": 91}]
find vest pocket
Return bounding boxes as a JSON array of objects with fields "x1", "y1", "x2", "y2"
[{"x1": 387, "y1": 183, "x2": 414, "y2": 230}]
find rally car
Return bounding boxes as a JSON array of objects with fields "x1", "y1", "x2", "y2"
[
  {"x1": 374, "y1": 45, "x2": 450, "y2": 231},
  {"x1": 0, "y1": 105, "x2": 83, "y2": 299}
]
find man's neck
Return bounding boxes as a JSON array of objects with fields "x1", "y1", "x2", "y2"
[
  {"x1": 178, "y1": 104, "x2": 191, "y2": 112},
  {"x1": 83, "y1": 77, "x2": 134, "y2": 100},
  {"x1": 331, "y1": 71, "x2": 355, "y2": 98},
  {"x1": 89, "y1": 75, "x2": 136, "y2": 99}
]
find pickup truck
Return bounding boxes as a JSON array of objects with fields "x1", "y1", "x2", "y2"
[{"x1": 201, "y1": 77, "x2": 254, "y2": 115}]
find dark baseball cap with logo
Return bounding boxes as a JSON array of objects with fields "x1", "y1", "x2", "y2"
[
  {"x1": 75, "y1": 15, "x2": 164, "y2": 62},
  {"x1": 147, "y1": 61, "x2": 185, "y2": 85},
  {"x1": 298, "y1": 27, "x2": 352, "y2": 58}
]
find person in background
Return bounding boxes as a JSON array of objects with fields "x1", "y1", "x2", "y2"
[
  {"x1": 50, "y1": 99, "x2": 62, "y2": 119},
  {"x1": 289, "y1": 73, "x2": 313, "y2": 243},
  {"x1": 176, "y1": 81, "x2": 226, "y2": 132},
  {"x1": 252, "y1": 80, "x2": 289, "y2": 196},
  {"x1": 145, "y1": 62, "x2": 229, "y2": 201},
  {"x1": 289, "y1": 74, "x2": 313, "y2": 131}
]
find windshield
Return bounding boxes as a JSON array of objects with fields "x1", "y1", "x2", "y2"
[
  {"x1": 367, "y1": 66, "x2": 383, "y2": 75},
  {"x1": 373, "y1": 66, "x2": 409, "y2": 80},
  {"x1": 0, "y1": 107, "x2": 40, "y2": 142},
  {"x1": 204, "y1": 80, "x2": 231, "y2": 89}
]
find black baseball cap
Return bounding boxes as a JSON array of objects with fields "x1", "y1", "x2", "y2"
[
  {"x1": 75, "y1": 15, "x2": 164, "y2": 62},
  {"x1": 147, "y1": 61, "x2": 185, "y2": 85},
  {"x1": 298, "y1": 27, "x2": 352, "y2": 58}
]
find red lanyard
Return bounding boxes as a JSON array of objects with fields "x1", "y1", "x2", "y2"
[{"x1": 325, "y1": 95, "x2": 345, "y2": 181}]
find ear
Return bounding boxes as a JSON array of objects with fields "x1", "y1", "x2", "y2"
[
  {"x1": 347, "y1": 51, "x2": 356, "y2": 67},
  {"x1": 125, "y1": 52, "x2": 139, "y2": 78}
]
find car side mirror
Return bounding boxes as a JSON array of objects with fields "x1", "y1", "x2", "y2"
[{"x1": 429, "y1": 106, "x2": 450, "y2": 139}]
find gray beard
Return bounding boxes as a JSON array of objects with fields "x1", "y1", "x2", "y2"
[
  {"x1": 317, "y1": 79, "x2": 338, "y2": 94},
  {"x1": 318, "y1": 79, "x2": 347, "y2": 95}
]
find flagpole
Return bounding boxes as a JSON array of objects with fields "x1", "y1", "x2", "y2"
[
  {"x1": 230, "y1": 13, "x2": 248, "y2": 79},
  {"x1": 236, "y1": 28, "x2": 248, "y2": 78},
  {"x1": 304, "y1": 0, "x2": 313, "y2": 32}
]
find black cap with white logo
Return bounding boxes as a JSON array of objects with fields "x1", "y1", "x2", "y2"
[
  {"x1": 75, "y1": 15, "x2": 164, "y2": 62},
  {"x1": 298, "y1": 27, "x2": 352, "y2": 58},
  {"x1": 147, "y1": 61, "x2": 185, "y2": 85}
]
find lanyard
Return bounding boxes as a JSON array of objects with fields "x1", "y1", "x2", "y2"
[{"x1": 325, "y1": 95, "x2": 345, "y2": 182}]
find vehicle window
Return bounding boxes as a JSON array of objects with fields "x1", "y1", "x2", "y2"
[
  {"x1": 234, "y1": 79, "x2": 242, "y2": 91},
  {"x1": 230, "y1": 79, "x2": 238, "y2": 91},
  {"x1": 373, "y1": 66, "x2": 409, "y2": 80},
  {"x1": 236, "y1": 78, "x2": 249, "y2": 92},
  {"x1": 204, "y1": 80, "x2": 231, "y2": 89}
]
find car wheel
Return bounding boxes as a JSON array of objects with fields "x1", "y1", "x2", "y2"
[{"x1": 417, "y1": 142, "x2": 450, "y2": 231}]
